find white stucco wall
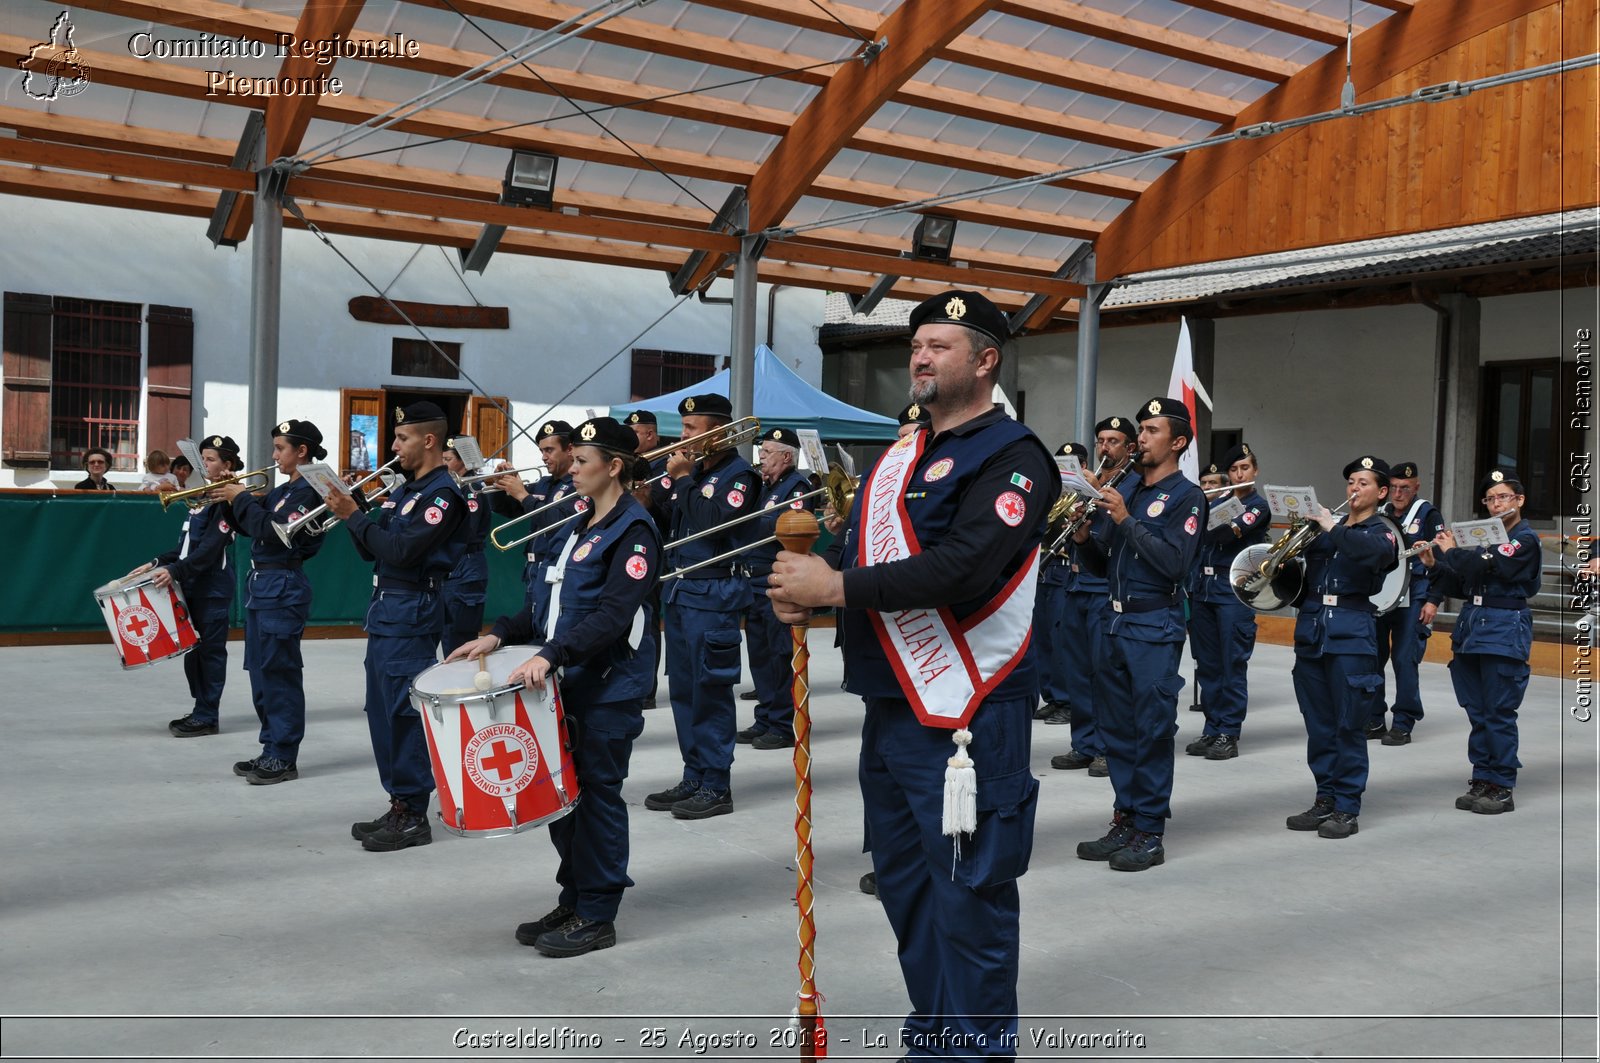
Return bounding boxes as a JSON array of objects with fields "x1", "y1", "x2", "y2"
[{"x1": 0, "y1": 195, "x2": 824, "y2": 487}]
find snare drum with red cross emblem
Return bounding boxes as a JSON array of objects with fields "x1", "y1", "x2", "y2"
[
  {"x1": 92, "y1": 575, "x2": 200, "y2": 669},
  {"x1": 410, "y1": 649, "x2": 580, "y2": 837}
]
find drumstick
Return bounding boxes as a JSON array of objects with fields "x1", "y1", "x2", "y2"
[{"x1": 473, "y1": 650, "x2": 493, "y2": 691}]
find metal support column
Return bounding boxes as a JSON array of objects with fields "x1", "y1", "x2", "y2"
[
  {"x1": 728, "y1": 197, "x2": 758, "y2": 423},
  {"x1": 247, "y1": 165, "x2": 283, "y2": 471},
  {"x1": 1074, "y1": 283, "x2": 1107, "y2": 446}
]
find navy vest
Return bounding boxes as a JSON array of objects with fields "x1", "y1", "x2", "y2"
[
  {"x1": 551, "y1": 496, "x2": 661, "y2": 703},
  {"x1": 167, "y1": 503, "x2": 235, "y2": 600}
]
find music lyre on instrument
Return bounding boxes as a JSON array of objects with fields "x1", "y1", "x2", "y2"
[
  {"x1": 158, "y1": 466, "x2": 274, "y2": 511},
  {"x1": 273, "y1": 457, "x2": 402, "y2": 547}
]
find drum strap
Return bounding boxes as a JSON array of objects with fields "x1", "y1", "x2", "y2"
[
  {"x1": 1401, "y1": 498, "x2": 1427, "y2": 534},
  {"x1": 542, "y1": 531, "x2": 581, "y2": 641},
  {"x1": 178, "y1": 517, "x2": 193, "y2": 561}
]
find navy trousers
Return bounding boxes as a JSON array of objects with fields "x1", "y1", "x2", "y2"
[
  {"x1": 1096, "y1": 637, "x2": 1183, "y2": 834},
  {"x1": 549, "y1": 699, "x2": 645, "y2": 922},
  {"x1": 663, "y1": 599, "x2": 742, "y2": 790},
  {"x1": 743, "y1": 586, "x2": 796, "y2": 738},
  {"x1": 1447, "y1": 653, "x2": 1527, "y2": 788},
  {"x1": 184, "y1": 599, "x2": 231, "y2": 725},
  {"x1": 440, "y1": 554, "x2": 488, "y2": 658},
  {"x1": 1058, "y1": 592, "x2": 1106, "y2": 757},
  {"x1": 1373, "y1": 598, "x2": 1429, "y2": 733},
  {"x1": 1292, "y1": 653, "x2": 1382, "y2": 815},
  {"x1": 860, "y1": 695, "x2": 1035, "y2": 1059},
  {"x1": 1032, "y1": 579, "x2": 1072, "y2": 707},
  {"x1": 363, "y1": 631, "x2": 438, "y2": 813},
  {"x1": 1190, "y1": 597, "x2": 1258, "y2": 737},
  {"x1": 244, "y1": 601, "x2": 308, "y2": 763}
]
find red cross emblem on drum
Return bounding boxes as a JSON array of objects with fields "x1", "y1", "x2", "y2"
[
  {"x1": 994, "y1": 491, "x2": 1026, "y2": 527},
  {"x1": 119, "y1": 605, "x2": 160, "y2": 648},
  {"x1": 463, "y1": 722, "x2": 540, "y2": 798}
]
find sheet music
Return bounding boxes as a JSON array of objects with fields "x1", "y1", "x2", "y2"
[
  {"x1": 1208, "y1": 495, "x2": 1244, "y2": 530},
  {"x1": 297, "y1": 463, "x2": 348, "y2": 500},
  {"x1": 1264, "y1": 484, "x2": 1321, "y2": 520},
  {"x1": 1449, "y1": 517, "x2": 1510, "y2": 548},
  {"x1": 1054, "y1": 455, "x2": 1096, "y2": 499},
  {"x1": 797, "y1": 429, "x2": 827, "y2": 474},
  {"x1": 450, "y1": 435, "x2": 485, "y2": 471}
]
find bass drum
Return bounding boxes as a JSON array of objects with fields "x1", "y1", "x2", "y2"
[
  {"x1": 1369, "y1": 514, "x2": 1410, "y2": 616},
  {"x1": 1229, "y1": 543, "x2": 1305, "y2": 613}
]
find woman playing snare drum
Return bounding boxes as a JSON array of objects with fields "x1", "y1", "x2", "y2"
[{"x1": 449, "y1": 416, "x2": 661, "y2": 959}]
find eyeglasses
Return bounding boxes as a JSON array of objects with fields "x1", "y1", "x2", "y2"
[
  {"x1": 1481, "y1": 493, "x2": 1520, "y2": 506},
  {"x1": 86, "y1": 459, "x2": 108, "y2": 467}
]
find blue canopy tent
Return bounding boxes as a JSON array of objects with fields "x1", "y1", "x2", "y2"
[{"x1": 610, "y1": 346, "x2": 898, "y2": 443}]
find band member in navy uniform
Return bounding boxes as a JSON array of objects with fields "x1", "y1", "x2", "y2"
[
  {"x1": 770, "y1": 290, "x2": 1056, "y2": 1059},
  {"x1": 212, "y1": 420, "x2": 327, "y2": 785},
  {"x1": 128, "y1": 434, "x2": 242, "y2": 737},
  {"x1": 440, "y1": 440, "x2": 491, "y2": 656},
  {"x1": 494, "y1": 421, "x2": 578, "y2": 625},
  {"x1": 1185, "y1": 443, "x2": 1270, "y2": 760},
  {"x1": 1032, "y1": 442, "x2": 1085, "y2": 726},
  {"x1": 626, "y1": 408, "x2": 674, "y2": 539},
  {"x1": 450, "y1": 416, "x2": 662, "y2": 957},
  {"x1": 1283, "y1": 455, "x2": 1400, "y2": 838},
  {"x1": 1048, "y1": 416, "x2": 1135, "y2": 778},
  {"x1": 327, "y1": 402, "x2": 467, "y2": 852},
  {"x1": 737, "y1": 427, "x2": 813, "y2": 750},
  {"x1": 1419, "y1": 468, "x2": 1540, "y2": 815},
  {"x1": 1185, "y1": 460, "x2": 1228, "y2": 716},
  {"x1": 1071, "y1": 397, "x2": 1206, "y2": 872},
  {"x1": 1369, "y1": 459, "x2": 1445, "y2": 744},
  {"x1": 645, "y1": 393, "x2": 761, "y2": 819}
]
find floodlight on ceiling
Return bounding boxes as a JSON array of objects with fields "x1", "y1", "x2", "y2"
[
  {"x1": 502, "y1": 150, "x2": 558, "y2": 208},
  {"x1": 910, "y1": 214, "x2": 957, "y2": 262}
]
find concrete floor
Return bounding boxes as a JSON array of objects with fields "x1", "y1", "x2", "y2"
[{"x1": 1, "y1": 635, "x2": 1595, "y2": 1062}]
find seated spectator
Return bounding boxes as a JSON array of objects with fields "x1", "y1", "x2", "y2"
[{"x1": 74, "y1": 448, "x2": 116, "y2": 491}]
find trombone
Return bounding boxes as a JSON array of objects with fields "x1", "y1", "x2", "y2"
[
  {"x1": 159, "y1": 466, "x2": 274, "y2": 511},
  {"x1": 454, "y1": 463, "x2": 545, "y2": 492},
  {"x1": 489, "y1": 494, "x2": 592, "y2": 552},
  {"x1": 273, "y1": 458, "x2": 402, "y2": 547},
  {"x1": 660, "y1": 465, "x2": 853, "y2": 581}
]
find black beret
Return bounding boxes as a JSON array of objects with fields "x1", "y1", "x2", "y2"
[
  {"x1": 760, "y1": 427, "x2": 798, "y2": 446},
  {"x1": 625, "y1": 409, "x2": 657, "y2": 427},
  {"x1": 1202, "y1": 460, "x2": 1223, "y2": 477},
  {"x1": 536, "y1": 419, "x2": 574, "y2": 443},
  {"x1": 1343, "y1": 454, "x2": 1391, "y2": 484},
  {"x1": 1094, "y1": 416, "x2": 1136, "y2": 442},
  {"x1": 1138, "y1": 396, "x2": 1192, "y2": 426},
  {"x1": 1055, "y1": 442, "x2": 1088, "y2": 461},
  {"x1": 907, "y1": 290, "x2": 1007, "y2": 349},
  {"x1": 202, "y1": 434, "x2": 240, "y2": 457},
  {"x1": 571, "y1": 416, "x2": 638, "y2": 457},
  {"x1": 274, "y1": 419, "x2": 327, "y2": 460},
  {"x1": 679, "y1": 393, "x2": 732, "y2": 418},
  {"x1": 1223, "y1": 442, "x2": 1255, "y2": 468},
  {"x1": 1478, "y1": 467, "x2": 1523, "y2": 496},
  {"x1": 1390, "y1": 460, "x2": 1420, "y2": 479},
  {"x1": 394, "y1": 401, "x2": 447, "y2": 425},
  {"x1": 897, "y1": 402, "x2": 931, "y2": 427}
]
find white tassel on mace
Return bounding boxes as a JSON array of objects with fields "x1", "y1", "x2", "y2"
[{"x1": 942, "y1": 728, "x2": 977, "y2": 842}]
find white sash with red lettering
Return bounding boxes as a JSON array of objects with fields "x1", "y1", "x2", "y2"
[{"x1": 861, "y1": 430, "x2": 1040, "y2": 731}]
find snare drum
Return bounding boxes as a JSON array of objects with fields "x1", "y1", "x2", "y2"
[
  {"x1": 410, "y1": 649, "x2": 580, "y2": 837},
  {"x1": 92, "y1": 575, "x2": 199, "y2": 669}
]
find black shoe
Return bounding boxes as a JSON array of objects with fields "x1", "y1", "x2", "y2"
[
  {"x1": 1286, "y1": 797, "x2": 1335, "y2": 831},
  {"x1": 1471, "y1": 784, "x2": 1515, "y2": 815},
  {"x1": 534, "y1": 916, "x2": 616, "y2": 958},
  {"x1": 1205, "y1": 735, "x2": 1239, "y2": 760},
  {"x1": 362, "y1": 808, "x2": 432, "y2": 851},
  {"x1": 671, "y1": 788, "x2": 733, "y2": 820},
  {"x1": 1317, "y1": 811, "x2": 1359, "y2": 838},
  {"x1": 1108, "y1": 830, "x2": 1165, "y2": 872},
  {"x1": 351, "y1": 798, "x2": 404, "y2": 841},
  {"x1": 1364, "y1": 723, "x2": 1389, "y2": 741},
  {"x1": 232, "y1": 755, "x2": 263, "y2": 777},
  {"x1": 1455, "y1": 779, "x2": 1491, "y2": 811},
  {"x1": 738, "y1": 690, "x2": 759, "y2": 701},
  {"x1": 1088, "y1": 756, "x2": 1109, "y2": 778},
  {"x1": 735, "y1": 725, "x2": 766, "y2": 744},
  {"x1": 1185, "y1": 734, "x2": 1217, "y2": 756},
  {"x1": 169, "y1": 715, "x2": 218, "y2": 737},
  {"x1": 247, "y1": 757, "x2": 298, "y2": 785},
  {"x1": 858, "y1": 871, "x2": 877, "y2": 896},
  {"x1": 1032, "y1": 701, "x2": 1055, "y2": 720},
  {"x1": 751, "y1": 732, "x2": 794, "y2": 750},
  {"x1": 1380, "y1": 728, "x2": 1411, "y2": 746},
  {"x1": 1040, "y1": 705, "x2": 1072, "y2": 725},
  {"x1": 644, "y1": 781, "x2": 699, "y2": 811},
  {"x1": 1076, "y1": 813, "x2": 1134, "y2": 861},
  {"x1": 516, "y1": 904, "x2": 577, "y2": 945},
  {"x1": 1051, "y1": 750, "x2": 1094, "y2": 770}
]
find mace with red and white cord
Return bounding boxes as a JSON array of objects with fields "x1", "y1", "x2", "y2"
[{"x1": 776, "y1": 509, "x2": 826, "y2": 1061}]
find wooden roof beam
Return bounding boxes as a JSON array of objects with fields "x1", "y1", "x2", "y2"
[{"x1": 1177, "y1": 0, "x2": 1352, "y2": 46}]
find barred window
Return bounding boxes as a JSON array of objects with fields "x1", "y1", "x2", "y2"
[
  {"x1": 630, "y1": 348, "x2": 717, "y2": 398},
  {"x1": 50, "y1": 297, "x2": 144, "y2": 471}
]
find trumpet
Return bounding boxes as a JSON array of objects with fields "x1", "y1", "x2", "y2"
[
  {"x1": 454, "y1": 462, "x2": 545, "y2": 492},
  {"x1": 273, "y1": 458, "x2": 401, "y2": 547},
  {"x1": 1230, "y1": 497, "x2": 1349, "y2": 612},
  {"x1": 159, "y1": 466, "x2": 274, "y2": 511},
  {"x1": 665, "y1": 464, "x2": 856, "y2": 553}
]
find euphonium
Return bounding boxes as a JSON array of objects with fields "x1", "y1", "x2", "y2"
[{"x1": 1229, "y1": 498, "x2": 1350, "y2": 612}]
